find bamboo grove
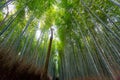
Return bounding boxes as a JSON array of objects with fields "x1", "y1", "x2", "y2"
[{"x1": 0, "y1": 0, "x2": 120, "y2": 80}]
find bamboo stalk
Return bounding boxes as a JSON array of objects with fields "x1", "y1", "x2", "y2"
[{"x1": 41, "y1": 28, "x2": 53, "y2": 80}]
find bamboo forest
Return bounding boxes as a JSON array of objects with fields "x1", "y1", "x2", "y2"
[{"x1": 0, "y1": 0, "x2": 120, "y2": 80}]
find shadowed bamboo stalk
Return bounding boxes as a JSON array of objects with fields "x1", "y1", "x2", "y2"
[
  {"x1": 41, "y1": 28, "x2": 53, "y2": 80},
  {"x1": 0, "y1": 0, "x2": 120, "y2": 80}
]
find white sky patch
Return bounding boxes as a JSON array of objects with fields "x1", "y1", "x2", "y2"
[
  {"x1": 95, "y1": 23, "x2": 103, "y2": 33},
  {"x1": 25, "y1": 7, "x2": 29, "y2": 20},
  {"x1": 53, "y1": 4, "x2": 59, "y2": 11},
  {"x1": 35, "y1": 21, "x2": 42, "y2": 40},
  {"x1": 56, "y1": 0, "x2": 61, "y2": 3},
  {"x1": 3, "y1": 3, "x2": 15, "y2": 16},
  {"x1": 50, "y1": 25, "x2": 60, "y2": 42},
  {"x1": 38, "y1": 21, "x2": 41, "y2": 28},
  {"x1": 35, "y1": 29, "x2": 41, "y2": 40},
  {"x1": 52, "y1": 4, "x2": 60, "y2": 13}
]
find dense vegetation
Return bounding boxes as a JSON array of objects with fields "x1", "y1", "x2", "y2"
[{"x1": 0, "y1": 0, "x2": 120, "y2": 80}]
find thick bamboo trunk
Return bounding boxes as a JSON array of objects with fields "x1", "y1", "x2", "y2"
[{"x1": 41, "y1": 28, "x2": 53, "y2": 80}]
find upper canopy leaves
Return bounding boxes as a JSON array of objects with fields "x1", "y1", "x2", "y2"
[{"x1": 0, "y1": 0, "x2": 120, "y2": 80}]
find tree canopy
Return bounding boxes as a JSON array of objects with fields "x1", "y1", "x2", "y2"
[{"x1": 0, "y1": 0, "x2": 120, "y2": 80}]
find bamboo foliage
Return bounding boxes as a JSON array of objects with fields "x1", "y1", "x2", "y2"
[{"x1": 0, "y1": 0, "x2": 120, "y2": 80}]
